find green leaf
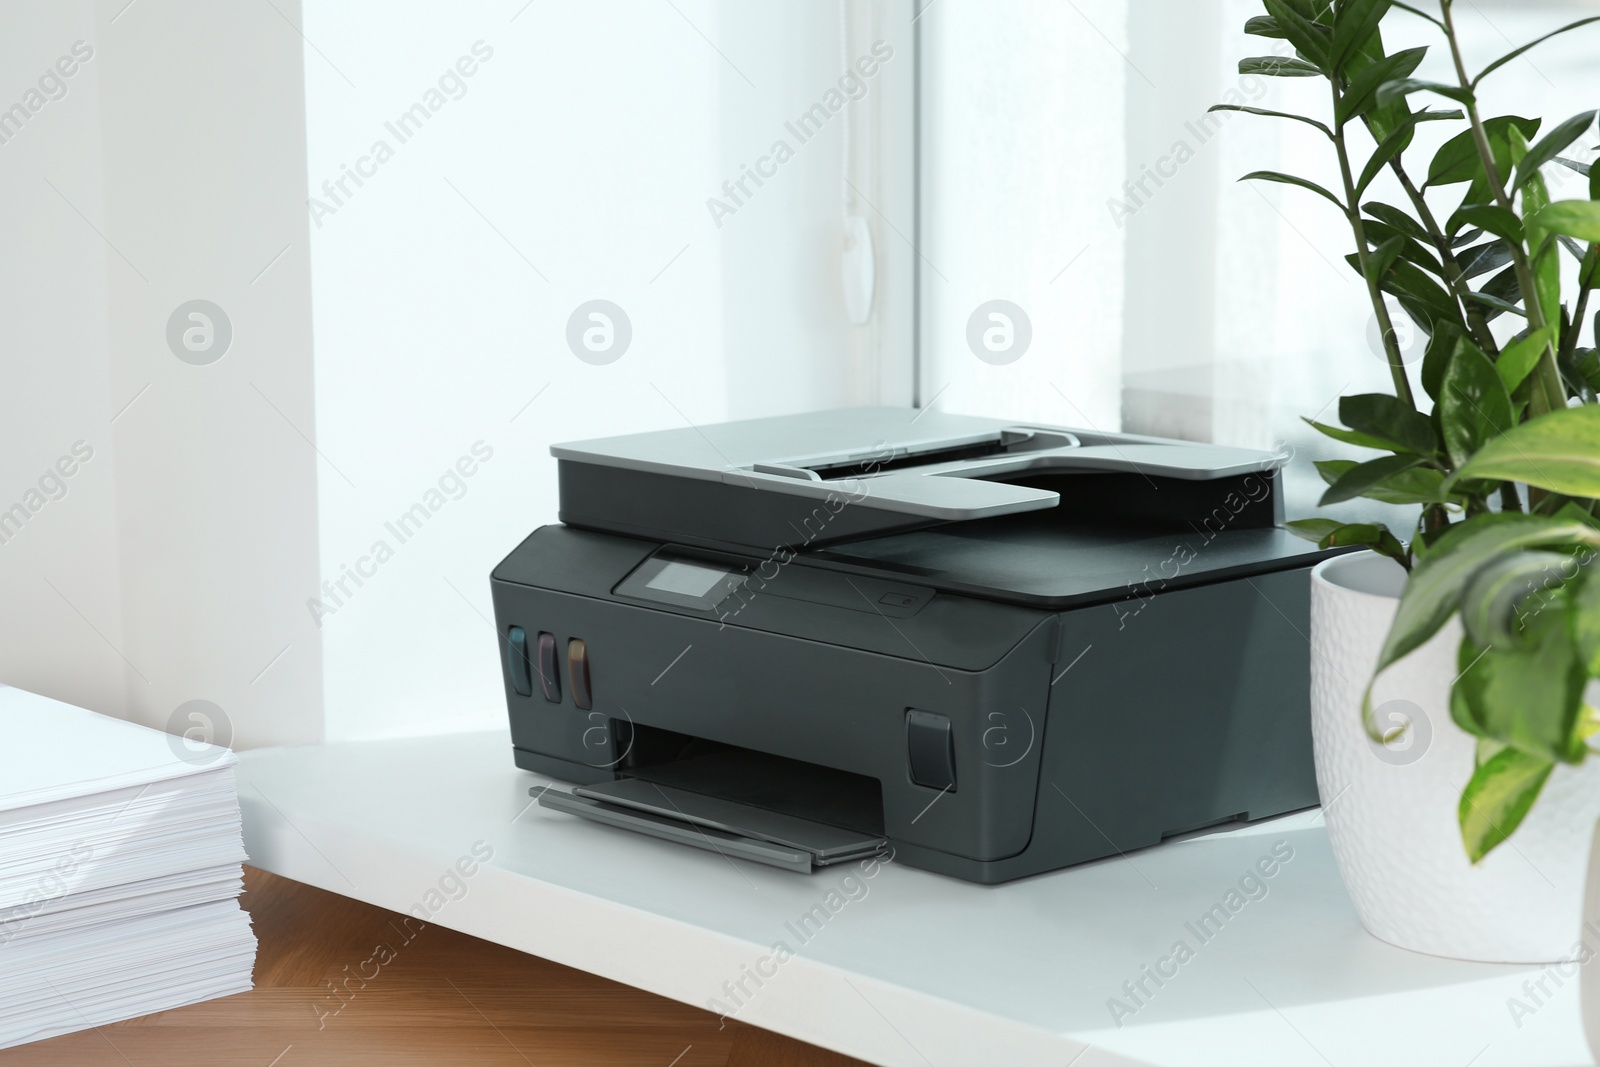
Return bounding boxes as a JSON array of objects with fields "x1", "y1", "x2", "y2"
[
  {"x1": 1514, "y1": 110, "x2": 1599, "y2": 190},
  {"x1": 1372, "y1": 513, "x2": 1600, "y2": 678},
  {"x1": 1330, "y1": 0, "x2": 1392, "y2": 72},
  {"x1": 1339, "y1": 392, "x2": 1437, "y2": 454},
  {"x1": 1462, "y1": 184, "x2": 1498, "y2": 237},
  {"x1": 1456, "y1": 406, "x2": 1600, "y2": 497},
  {"x1": 1518, "y1": 145, "x2": 1564, "y2": 340},
  {"x1": 1343, "y1": 19, "x2": 1413, "y2": 142},
  {"x1": 1319, "y1": 521, "x2": 1408, "y2": 562},
  {"x1": 1426, "y1": 116, "x2": 1541, "y2": 188},
  {"x1": 1240, "y1": 170, "x2": 1345, "y2": 209},
  {"x1": 1554, "y1": 156, "x2": 1593, "y2": 179},
  {"x1": 1464, "y1": 290, "x2": 1526, "y2": 319},
  {"x1": 1457, "y1": 240, "x2": 1512, "y2": 280},
  {"x1": 1457, "y1": 747, "x2": 1555, "y2": 863},
  {"x1": 1337, "y1": 45, "x2": 1425, "y2": 126},
  {"x1": 1452, "y1": 609, "x2": 1587, "y2": 764},
  {"x1": 1530, "y1": 200, "x2": 1600, "y2": 243},
  {"x1": 1315, "y1": 458, "x2": 1356, "y2": 485},
  {"x1": 1356, "y1": 122, "x2": 1416, "y2": 196},
  {"x1": 1362, "y1": 222, "x2": 1444, "y2": 276},
  {"x1": 1421, "y1": 322, "x2": 1462, "y2": 401},
  {"x1": 1302, "y1": 417, "x2": 1391, "y2": 450},
  {"x1": 1313, "y1": 461, "x2": 1449, "y2": 507},
  {"x1": 1451, "y1": 204, "x2": 1524, "y2": 243},
  {"x1": 1571, "y1": 348, "x2": 1600, "y2": 397},
  {"x1": 1361, "y1": 465, "x2": 1453, "y2": 506},
  {"x1": 1264, "y1": 0, "x2": 1333, "y2": 70},
  {"x1": 1554, "y1": 501, "x2": 1600, "y2": 530},
  {"x1": 1285, "y1": 517, "x2": 1344, "y2": 542},
  {"x1": 1238, "y1": 55, "x2": 1326, "y2": 78},
  {"x1": 1376, "y1": 78, "x2": 1474, "y2": 108},
  {"x1": 1495, "y1": 325, "x2": 1557, "y2": 394},
  {"x1": 1319, "y1": 453, "x2": 1427, "y2": 506},
  {"x1": 1459, "y1": 549, "x2": 1573, "y2": 648},
  {"x1": 1352, "y1": 110, "x2": 1461, "y2": 197},
  {"x1": 1208, "y1": 104, "x2": 1333, "y2": 138},
  {"x1": 1568, "y1": 348, "x2": 1600, "y2": 399},
  {"x1": 1362, "y1": 202, "x2": 1429, "y2": 242},
  {"x1": 1440, "y1": 338, "x2": 1515, "y2": 467},
  {"x1": 1474, "y1": 265, "x2": 1523, "y2": 322},
  {"x1": 1473, "y1": 16, "x2": 1600, "y2": 87},
  {"x1": 1245, "y1": 14, "x2": 1288, "y2": 38},
  {"x1": 1574, "y1": 570, "x2": 1600, "y2": 676},
  {"x1": 1379, "y1": 258, "x2": 1465, "y2": 331},
  {"x1": 1364, "y1": 234, "x2": 1408, "y2": 285}
]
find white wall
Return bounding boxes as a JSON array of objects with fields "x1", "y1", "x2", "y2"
[{"x1": 0, "y1": 2, "x2": 123, "y2": 717}]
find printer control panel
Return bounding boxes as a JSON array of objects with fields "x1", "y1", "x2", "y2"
[{"x1": 612, "y1": 546, "x2": 934, "y2": 621}]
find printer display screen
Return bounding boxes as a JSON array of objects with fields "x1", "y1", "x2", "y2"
[
  {"x1": 615, "y1": 551, "x2": 749, "y2": 611},
  {"x1": 644, "y1": 560, "x2": 729, "y2": 598}
]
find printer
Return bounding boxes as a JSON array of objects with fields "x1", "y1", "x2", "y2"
[{"x1": 491, "y1": 408, "x2": 1333, "y2": 884}]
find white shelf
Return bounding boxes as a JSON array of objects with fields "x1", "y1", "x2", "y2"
[{"x1": 237, "y1": 730, "x2": 1591, "y2": 1067}]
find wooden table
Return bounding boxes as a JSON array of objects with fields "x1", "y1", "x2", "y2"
[{"x1": 0, "y1": 868, "x2": 866, "y2": 1066}]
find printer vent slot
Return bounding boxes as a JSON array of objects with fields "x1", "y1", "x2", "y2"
[{"x1": 617, "y1": 724, "x2": 884, "y2": 837}]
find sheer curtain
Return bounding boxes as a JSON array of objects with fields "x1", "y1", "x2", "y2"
[
  {"x1": 298, "y1": 0, "x2": 918, "y2": 740},
  {"x1": 917, "y1": 0, "x2": 1600, "y2": 519},
  {"x1": 918, "y1": 0, "x2": 1130, "y2": 432}
]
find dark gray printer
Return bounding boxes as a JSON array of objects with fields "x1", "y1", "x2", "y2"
[{"x1": 490, "y1": 407, "x2": 1331, "y2": 884}]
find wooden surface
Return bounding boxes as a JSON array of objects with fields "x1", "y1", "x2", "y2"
[{"x1": 0, "y1": 867, "x2": 871, "y2": 1067}]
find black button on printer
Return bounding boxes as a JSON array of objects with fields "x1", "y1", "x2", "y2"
[
  {"x1": 906, "y1": 709, "x2": 956, "y2": 792},
  {"x1": 506, "y1": 627, "x2": 532, "y2": 697}
]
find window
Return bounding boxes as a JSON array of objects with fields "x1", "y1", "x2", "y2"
[{"x1": 915, "y1": 0, "x2": 1600, "y2": 521}]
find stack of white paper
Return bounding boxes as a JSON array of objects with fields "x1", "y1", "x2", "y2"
[{"x1": 0, "y1": 685, "x2": 256, "y2": 1049}]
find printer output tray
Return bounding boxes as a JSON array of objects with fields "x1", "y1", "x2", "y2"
[{"x1": 532, "y1": 779, "x2": 888, "y2": 873}]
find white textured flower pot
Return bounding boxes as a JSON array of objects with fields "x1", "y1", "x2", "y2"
[{"x1": 1310, "y1": 551, "x2": 1600, "y2": 963}]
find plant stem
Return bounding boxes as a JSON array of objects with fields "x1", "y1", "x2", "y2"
[
  {"x1": 1559, "y1": 257, "x2": 1594, "y2": 368},
  {"x1": 1388, "y1": 160, "x2": 1501, "y2": 356},
  {"x1": 1441, "y1": 0, "x2": 1566, "y2": 416},
  {"x1": 1334, "y1": 89, "x2": 1418, "y2": 409}
]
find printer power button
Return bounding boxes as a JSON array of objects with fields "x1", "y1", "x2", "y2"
[{"x1": 906, "y1": 710, "x2": 956, "y2": 793}]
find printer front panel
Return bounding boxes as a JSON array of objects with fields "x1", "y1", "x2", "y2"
[{"x1": 491, "y1": 528, "x2": 1057, "y2": 866}]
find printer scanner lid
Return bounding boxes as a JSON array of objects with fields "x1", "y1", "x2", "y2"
[
  {"x1": 552, "y1": 407, "x2": 1284, "y2": 524},
  {"x1": 546, "y1": 408, "x2": 1335, "y2": 607}
]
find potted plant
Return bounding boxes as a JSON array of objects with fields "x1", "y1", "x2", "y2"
[{"x1": 1216, "y1": 0, "x2": 1600, "y2": 963}]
